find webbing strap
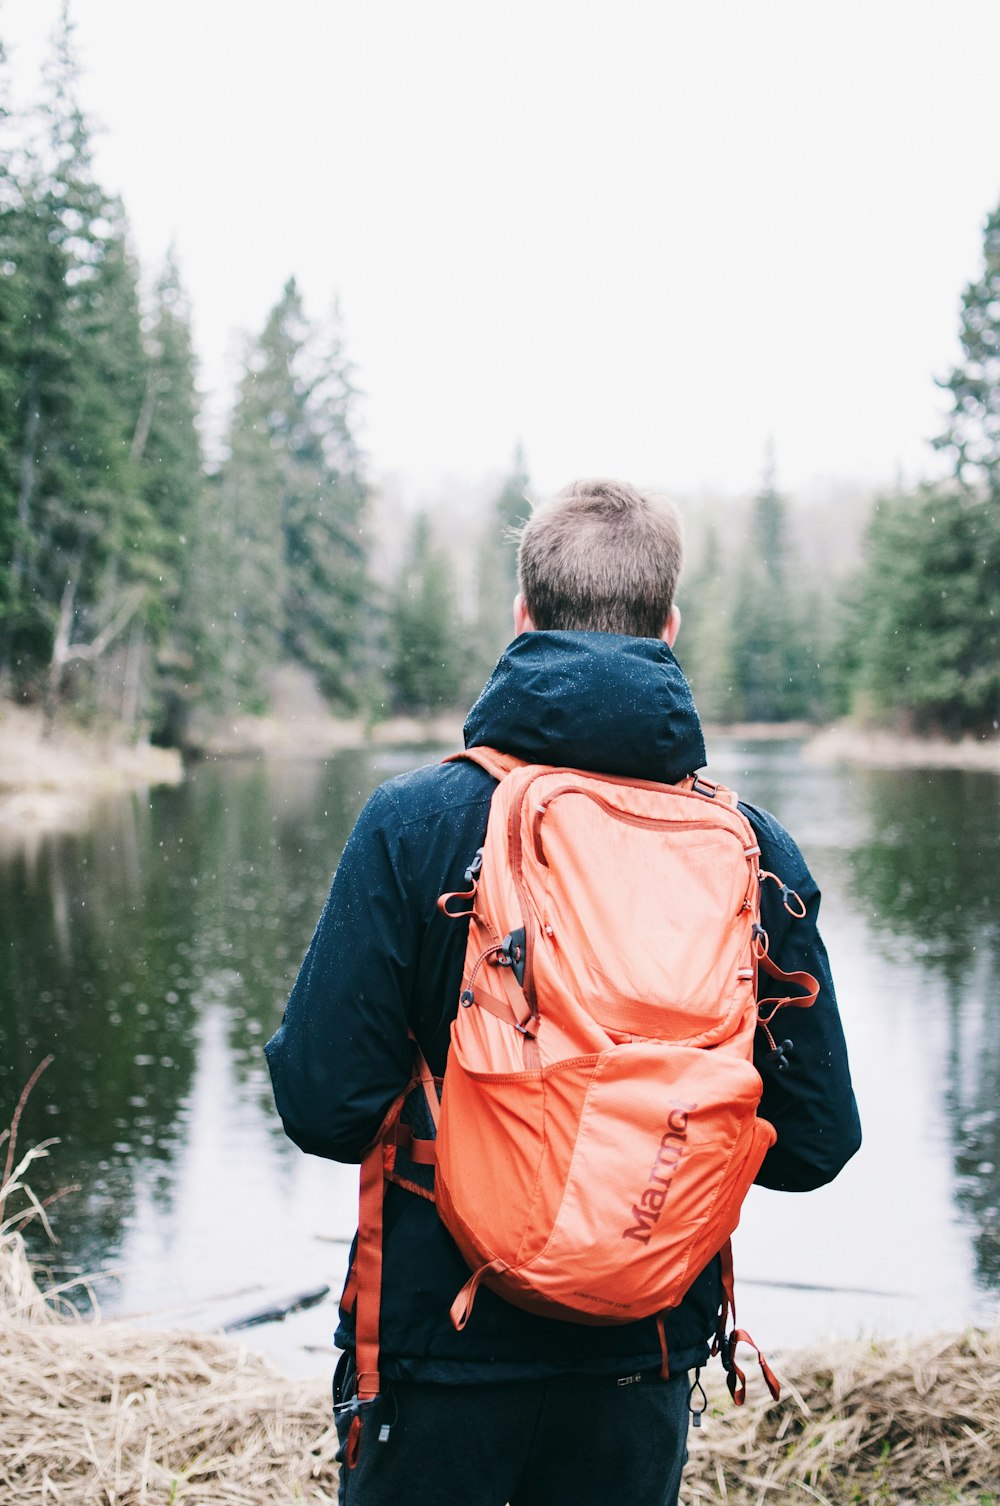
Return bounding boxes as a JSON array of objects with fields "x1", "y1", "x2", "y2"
[
  {"x1": 354, "y1": 1131, "x2": 388, "y2": 1404},
  {"x1": 443, "y1": 746, "x2": 525, "y2": 782},
  {"x1": 347, "y1": 1091, "x2": 405, "y2": 1470},
  {"x1": 655, "y1": 1314, "x2": 670, "y2": 1379},
  {"x1": 449, "y1": 1258, "x2": 508, "y2": 1330},
  {"x1": 348, "y1": 1042, "x2": 441, "y2": 1468},
  {"x1": 386, "y1": 1121, "x2": 437, "y2": 1165},
  {"x1": 414, "y1": 1045, "x2": 441, "y2": 1131},
  {"x1": 757, "y1": 952, "x2": 820, "y2": 1017},
  {"x1": 711, "y1": 1238, "x2": 781, "y2": 1406},
  {"x1": 713, "y1": 1237, "x2": 737, "y2": 1355},
  {"x1": 466, "y1": 984, "x2": 536, "y2": 1034},
  {"x1": 725, "y1": 1329, "x2": 781, "y2": 1405}
]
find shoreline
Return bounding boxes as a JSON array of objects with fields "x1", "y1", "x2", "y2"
[
  {"x1": 4, "y1": 1252, "x2": 998, "y2": 1506},
  {"x1": 3, "y1": 700, "x2": 999, "y2": 845},
  {"x1": 802, "y1": 723, "x2": 1000, "y2": 773},
  {"x1": 0, "y1": 703, "x2": 184, "y2": 838},
  {"x1": 0, "y1": 702, "x2": 465, "y2": 840}
]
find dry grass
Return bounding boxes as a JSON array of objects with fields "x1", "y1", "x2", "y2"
[
  {"x1": 1, "y1": 1230, "x2": 340, "y2": 1504},
  {"x1": 685, "y1": 1328, "x2": 1000, "y2": 1506},
  {"x1": 4, "y1": 1227, "x2": 998, "y2": 1506},
  {"x1": 0, "y1": 702, "x2": 183, "y2": 841},
  {"x1": 0, "y1": 1064, "x2": 340, "y2": 1503},
  {"x1": 804, "y1": 723, "x2": 1000, "y2": 773},
  {"x1": 2, "y1": 1079, "x2": 998, "y2": 1503}
]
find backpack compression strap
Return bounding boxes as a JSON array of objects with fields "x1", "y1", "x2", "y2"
[{"x1": 345, "y1": 1043, "x2": 439, "y2": 1469}]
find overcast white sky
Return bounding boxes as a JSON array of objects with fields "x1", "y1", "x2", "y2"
[{"x1": 4, "y1": 0, "x2": 1000, "y2": 504}]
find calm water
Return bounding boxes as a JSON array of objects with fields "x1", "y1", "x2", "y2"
[{"x1": 1, "y1": 741, "x2": 998, "y2": 1375}]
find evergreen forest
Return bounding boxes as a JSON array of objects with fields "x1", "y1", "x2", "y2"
[{"x1": 1, "y1": 14, "x2": 998, "y2": 744}]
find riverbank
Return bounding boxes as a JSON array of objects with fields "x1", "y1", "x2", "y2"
[
  {"x1": 0, "y1": 694, "x2": 460, "y2": 841},
  {"x1": 4, "y1": 691, "x2": 999, "y2": 847},
  {"x1": 0, "y1": 703, "x2": 183, "y2": 836},
  {"x1": 1, "y1": 1232, "x2": 997, "y2": 1505},
  {"x1": 804, "y1": 723, "x2": 1000, "y2": 773}
]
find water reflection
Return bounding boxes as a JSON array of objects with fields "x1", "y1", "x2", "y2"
[
  {"x1": 849, "y1": 768, "x2": 1000, "y2": 978},
  {"x1": 0, "y1": 752, "x2": 381, "y2": 1289},
  {"x1": 847, "y1": 768, "x2": 1000, "y2": 1288},
  {"x1": 1, "y1": 744, "x2": 999, "y2": 1368}
]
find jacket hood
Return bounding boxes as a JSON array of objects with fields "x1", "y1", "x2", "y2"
[{"x1": 464, "y1": 631, "x2": 706, "y2": 783}]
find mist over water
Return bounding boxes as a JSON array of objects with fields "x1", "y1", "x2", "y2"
[{"x1": 1, "y1": 741, "x2": 997, "y2": 1375}]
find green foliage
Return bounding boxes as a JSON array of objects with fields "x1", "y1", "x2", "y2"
[
  {"x1": 728, "y1": 462, "x2": 823, "y2": 722},
  {"x1": 675, "y1": 521, "x2": 735, "y2": 724},
  {"x1": 846, "y1": 191, "x2": 1000, "y2": 736},
  {"x1": 137, "y1": 253, "x2": 204, "y2": 741},
  {"x1": 0, "y1": 7, "x2": 155, "y2": 707},
  {"x1": 934, "y1": 202, "x2": 1000, "y2": 493},
  {"x1": 679, "y1": 459, "x2": 838, "y2": 726},
  {"x1": 189, "y1": 279, "x2": 370, "y2": 716},
  {"x1": 466, "y1": 447, "x2": 531, "y2": 696},
  {"x1": 846, "y1": 192, "x2": 1000, "y2": 736},
  {"x1": 278, "y1": 291, "x2": 369, "y2": 706},
  {"x1": 0, "y1": 17, "x2": 375, "y2": 734},
  {"x1": 388, "y1": 512, "x2": 462, "y2": 714},
  {"x1": 850, "y1": 486, "x2": 1000, "y2": 735}
]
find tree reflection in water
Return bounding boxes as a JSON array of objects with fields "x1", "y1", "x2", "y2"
[
  {"x1": 2, "y1": 746, "x2": 999, "y2": 1335},
  {"x1": 0, "y1": 749, "x2": 379, "y2": 1297},
  {"x1": 849, "y1": 766, "x2": 1000, "y2": 1288}
]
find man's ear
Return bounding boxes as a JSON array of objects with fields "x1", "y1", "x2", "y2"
[
  {"x1": 662, "y1": 604, "x2": 681, "y2": 648},
  {"x1": 513, "y1": 594, "x2": 535, "y2": 636}
]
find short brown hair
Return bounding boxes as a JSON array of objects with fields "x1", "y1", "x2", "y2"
[{"x1": 517, "y1": 478, "x2": 683, "y2": 638}]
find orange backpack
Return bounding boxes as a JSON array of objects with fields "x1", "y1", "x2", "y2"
[{"x1": 342, "y1": 749, "x2": 818, "y2": 1466}]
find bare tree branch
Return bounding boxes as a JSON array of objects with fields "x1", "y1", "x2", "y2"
[{"x1": 53, "y1": 586, "x2": 146, "y2": 668}]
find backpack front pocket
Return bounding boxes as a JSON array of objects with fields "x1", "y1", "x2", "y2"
[{"x1": 512, "y1": 1041, "x2": 771, "y2": 1322}]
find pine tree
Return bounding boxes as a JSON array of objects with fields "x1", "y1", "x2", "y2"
[
  {"x1": 934, "y1": 202, "x2": 1000, "y2": 493},
  {"x1": 0, "y1": 33, "x2": 30, "y2": 647},
  {"x1": 137, "y1": 252, "x2": 204, "y2": 740},
  {"x1": 4, "y1": 6, "x2": 152, "y2": 708},
  {"x1": 192, "y1": 357, "x2": 286, "y2": 714},
  {"x1": 851, "y1": 486, "x2": 1000, "y2": 734},
  {"x1": 388, "y1": 512, "x2": 462, "y2": 714},
  {"x1": 192, "y1": 279, "x2": 369, "y2": 715},
  {"x1": 727, "y1": 451, "x2": 815, "y2": 722},
  {"x1": 850, "y1": 194, "x2": 1000, "y2": 736},
  {"x1": 466, "y1": 446, "x2": 531, "y2": 696},
  {"x1": 674, "y1": 521, "x2": 735, "y2": 724},
  {"x1": 280, "y1": 291, "x2": 369, "y2": 706},
  {"x1": 139, "y1": 252, "x2": 203, "y2": 612}
]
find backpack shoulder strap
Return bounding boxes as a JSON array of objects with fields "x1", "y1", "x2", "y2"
[
  {"x1": 679, "y1": 772, "x2": 741, "y2": 810},
  {"x1": 443, "y1": 746, "x2": 527, "y2": 782}
]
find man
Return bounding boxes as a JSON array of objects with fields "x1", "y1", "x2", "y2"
[{"x1": 265, "y1": 478, "x2": 861, "y2": 1506}]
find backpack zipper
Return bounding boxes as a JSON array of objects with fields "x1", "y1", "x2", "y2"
[
  {"x1": 531, "y1": 786, "x2": 747, "y2": 868},
  {"x1": 509, "y1": 773, "x2": 754, "y2": 1020}
]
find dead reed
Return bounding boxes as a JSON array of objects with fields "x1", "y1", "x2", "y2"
[
  {"x1": 685, "y1": 1326, "x2": 1000, "y2": 1506},
  {"x1": 4, "y1": 1223, "x2": 998, "y2": 1506},
  {"x1": 2, "y1": 1072, "x2": 997, "y2": 1503}
]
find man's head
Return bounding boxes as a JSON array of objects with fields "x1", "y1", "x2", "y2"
[{"x1": 514, "y1": 478, "x2": 683, "y2": 645}]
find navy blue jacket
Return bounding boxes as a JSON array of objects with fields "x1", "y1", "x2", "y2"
[{"x1": 265, "y1": 632, "x2": 861, "y2": 1382}]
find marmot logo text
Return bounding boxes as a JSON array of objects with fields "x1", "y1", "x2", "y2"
[{"x1": 622, "y1": 1104, "x2": 696, "y2": 1245}]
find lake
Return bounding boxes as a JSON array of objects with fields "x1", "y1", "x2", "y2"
[{"x1": 1, "y1": 740, "x2": 998, "y2": 1377}]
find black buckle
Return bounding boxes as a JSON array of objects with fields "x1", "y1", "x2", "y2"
[{"x1": 497, "y1": 928, "x2": 527, "y2": 987}]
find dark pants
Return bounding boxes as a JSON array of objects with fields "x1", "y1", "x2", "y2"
[{"x1": 333, "y1": 1353, "x2": 690, "y2": 1506}]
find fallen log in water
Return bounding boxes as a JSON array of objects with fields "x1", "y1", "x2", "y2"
[{"x1": 223, "y1": 1284, "x2": 331, "y2": 1331}]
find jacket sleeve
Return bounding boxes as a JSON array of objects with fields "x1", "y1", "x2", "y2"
[
  {"x1": 264, "y1": 786, "x2": 419, "y2": 1164},
  {"x1": 743, "y1": 803, "x2": 862, "y2": 1192}
]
